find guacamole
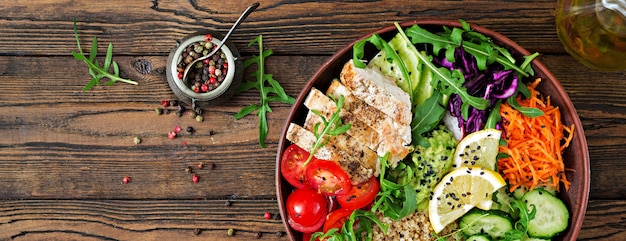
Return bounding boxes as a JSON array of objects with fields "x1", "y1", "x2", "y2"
[{"x1": 387, "y1": 125, "x2": 458, "y2": 210}]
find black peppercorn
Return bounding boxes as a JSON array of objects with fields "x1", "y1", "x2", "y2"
[{"x1": 187, "y1": 126, "x2": 194, "y2": 133}]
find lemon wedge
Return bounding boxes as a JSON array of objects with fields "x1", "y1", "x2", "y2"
[
  {"x1": 453, "y1": 129, "x2": 502, "y2": 171},
  {"x1": 428, "y1": 166, "x2": 506, "y2": 233}
]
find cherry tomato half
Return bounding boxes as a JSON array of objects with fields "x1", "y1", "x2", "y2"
[
  {"x1": 281, "y1": 144, "x2": 313, "y2": 189},
  {"x1": 306, "y1": 159, "x2": 351, "y2": 196},
  {"x1": 336, "y1": 176, "x2": 380, "y2": 210},
  {"x1": 322, "y1": 208, "x2": 353, "y2": 233},
  {"x1": 286, "y1": 189, "x2": 328, "y2": 229}
]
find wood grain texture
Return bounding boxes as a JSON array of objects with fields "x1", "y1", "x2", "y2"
[{"x1": 1, "y1": 0, "x2": 625, "y2": 240}]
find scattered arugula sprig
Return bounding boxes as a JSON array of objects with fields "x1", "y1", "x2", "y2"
[
  {"x1": 235, "y1": 35, "x2": 295, "y2": 148},
  {"x1": 305, "y1": 95, "x2": 352, "y2": 165},
  {"x1": 503, "y1": 199, "x2": 536, "y2": 241},
  {"x1": 72, "y1": 18, "x2": 138, "y2": 91}
]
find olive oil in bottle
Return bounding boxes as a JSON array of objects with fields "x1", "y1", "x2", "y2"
[{"x1": 556, "y1": 0, "x2": 626, "y2": 71}]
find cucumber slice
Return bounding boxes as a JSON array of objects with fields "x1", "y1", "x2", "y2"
[
  {"x1": 522, "y1": 189, "x2": 569, "y2": 238},
  {"x1": 491, "y1": 186, "x2": 518, "y2": 218},
  {"x1": 467, "y1": 234, "x2": 492, "y2": 241},
  {"x1": 460, "y1": 209, "x2": 513, "y2": 240}
]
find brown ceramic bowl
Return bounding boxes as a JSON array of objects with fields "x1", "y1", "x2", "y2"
[{"x1": 276, "y1": 19, "x2": 589, "y2": 241}]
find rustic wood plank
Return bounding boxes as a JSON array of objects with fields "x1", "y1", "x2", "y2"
[
  {"x1": 0, "y1": 0, "x2": 564, "y2": 56},
  {"x1": 0, "y1": 199, "x2": 624, "y2": 240},
  {"x1": 0, "y1": 199, "x2": 289, "y2": 240}
]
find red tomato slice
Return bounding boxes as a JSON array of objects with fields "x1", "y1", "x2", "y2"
[
  {"x1": 281, "y1": 144, "x2": 313, "y2": 189},
  {"x1": 336, "y1": 176, "x2": 380, "y2": 210},
  {"x1": 306, "y1": 160, "x2": 351, "y2": 196},
  {"x1": 322, "y1": 208, "x2": 353, "y2": 233},
  {"x1": 286, "y1": 189, "x2": 328, "y2": 228},
  {"x1": 288, "y1": 214, "x2": 325, "y2": 233}
]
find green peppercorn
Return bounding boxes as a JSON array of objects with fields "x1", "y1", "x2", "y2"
[
  {"x1": 155, "y1": 108, "x2": 163, "y2": 115},
  {"x1": 195, "y1": 115, "x2": 204, "y2": 122},
  {"x1": 133, "y1": 136, "x2": 141, "y2": 145},
  {"x1": 194, "y1": 45, "x2": 204, "y2": 53},
  {"x1": 227, "y1": 228, "x2": 235, "y2": 236},
  {"x1": 189, "y1": 111, "x2": 197, "y2": 119}
]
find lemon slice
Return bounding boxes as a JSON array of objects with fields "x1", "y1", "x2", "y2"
[
  {"x1": 428, "y1": 166, "x2": 506, "y2": 233},
  {"x1": 453, "y1": 129, "x2": 502, "y2": 171}
]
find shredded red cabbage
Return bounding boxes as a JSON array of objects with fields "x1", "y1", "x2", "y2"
[{"x1": 435, "y1": 46, "x2": 517, "y2": 136}]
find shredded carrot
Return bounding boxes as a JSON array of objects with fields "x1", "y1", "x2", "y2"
[{"x1": 498, "y1": 78, "x2": 574, "y2": 193}]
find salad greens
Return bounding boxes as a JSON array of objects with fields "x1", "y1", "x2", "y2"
[
  {"x1": 235, "y1": 35, "x2": 295, "y2": 148},
  {"x1": 309, "y1": 20, "x2": 561, "y2": 241}
]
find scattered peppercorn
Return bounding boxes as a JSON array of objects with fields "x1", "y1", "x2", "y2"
[
  {"x1": 225, "y1": 200, "x2": 232, "y2": 207},
  {"x1": 186, "y1": 126, "x2": 195, "y2": 133},
  {"x1": 122, "y1": 176, "x2": 131, "y2": 184},
  {"x1": 174, "y1": 126, "x2": 182, "y2": 133},
  {"x1": 161, "y1": 100, "x2": 170, "y2": 108},
  {"x1": 194, "y1": 107, "x2": 203, "y2": 115},
  {"x1": 197, "y1": 162, "x2": 204, "y2": 169},
  {"x1": 170, "y1": 100, "x2": 178, "y2": 106},
  {"x1": 255, "y1": 232, "x2": 262, "y2": 238},
  {"x1": 189, "y1": 111, "x2": 198, "y2": 119},
  {"x1": 193, "y1": 228, "x2": 201, "y2": 235},
  {"x1": 227, "y1": 228, "x2": 235, "y2": 236},
  {"x1": 185, "y1": 166, "x2": 193, "y2": 174},
  {"x1": 276, "y1": 231, "x2": 284, "y2": 238},
  {"x1": 263, "y1": 212, "x2": 272, "y2": 220},
  {"x1": 155, "y1": 108, "x2": 164, "y2": 115},
  {"x1": 192, "y1": 174, "x2": 199, "y2": 183},
  {"x1": 195, "y1": 115, "x2": 204, "y2": 122},
  {"x1": 207, "y1": 163, "x2": 216, "y2": 170},
  {"x1": 168, "y1": 131, "x2": 177, "y2": 140},
  {"x1": 133, "y1": 136, "x2": 141, "y2": 145},
  {"x1": 175, "y1": 111, "x2": 183, "y2": 117},
  {"x1": 163, "y1": 108, "x2": 170, "y2": 115}
]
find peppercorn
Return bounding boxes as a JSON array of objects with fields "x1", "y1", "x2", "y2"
[
  {"x1": 161, "y1": 100, "x2": 170, "y2": 108},
  {"x1": 193, "y1": 228, "x2": 201, "y2": 235},
  {"x1": 276, "y1": 232, "x2": 284, "y2": 238},
  {"x1": 175, "y1": 111, "x2": 183, "y2": 117},
  {"x1": 192, "y1": 174, "x2": 199, "y2": 183},
  {"x1": 225, "y1": 200, "x2": 232, "y2": 207},
  {"x1": 133, "y1": 136, "x2": 141, "y2": 145},
  {"x1": 255, "y1": 232, "x2": 262, "y2": 238},
  {"x1": 155, "y1": 108, "x2": 163, "y2": 115},
  {"x1": 189, "y1": 111, "x2": 197, "y2": 119},
  {"x1": 227, "y1": 228, "x2": 235, "y2": 236},
  {"x1": 195, "y1": 115, "x2": 204, "y2": 122},
  {"x1": 168, "y1": 131, "x2": 177, "y2": 140},
  {"x1": 186, "y1": 126, "x2": 195, "y2": 133},
  {"x1": 170, "y1": 100, "x2": 178, "y2": 106},
  {"x1": 194, "y1": 107, "x2": 203, "y2": 115},
  {"x1": 185, "y1": 166, "x2": 192, "y2": 174},
  {"x1": 263, "y1": 212, "x2": 272, "y2": 220},
  {"x1": 122, "y1": 176, "x2": 131, "y2": 184}
]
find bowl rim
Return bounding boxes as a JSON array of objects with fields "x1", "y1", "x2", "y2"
[{"x1": 275, "y1": 18, "x2": 590, "y2": 241}]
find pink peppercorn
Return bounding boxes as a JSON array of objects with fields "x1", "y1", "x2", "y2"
[
  {"x1": 122, "y1": 176, "x2": 131, "y2": 184},
  {"x1": 264, "y1": 212, "x2": 272, "y2": 219},
  {"x1": 204, "y1": 34, "x2": 213, "y2": 42},
  {"x1": 168, "y1": 131, "x2": 177, "y2": 140},
  {"x1": 192, "y1": 174, "x2": 199, "y2": 183},
  {"x1": 174, "y1": 126, "x2": 182, "y2": 133}
]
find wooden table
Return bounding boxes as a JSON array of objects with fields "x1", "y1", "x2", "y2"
[{"x1": 1, "y1": 1, "x2": 624, "y2": 240}]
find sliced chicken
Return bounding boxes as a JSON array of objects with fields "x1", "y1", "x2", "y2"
[
  {"x1": 339, "y1": 59, "x2": 412, "y2": 126},
  {"x1": 286, "y1": 123, "x2": 372, "y2": 184},
  {"x1": 326, "y1": 80, "x2": 412, "y2": 167},
  {"x1": 303, "y1": 111, "x2": 380, "y2": 176}
]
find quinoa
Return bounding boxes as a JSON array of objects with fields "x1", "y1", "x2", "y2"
[{"x1": 372, "y1": 210, "x2": 458, "y2": 241}]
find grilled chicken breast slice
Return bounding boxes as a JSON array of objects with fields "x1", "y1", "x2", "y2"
[
  {"x1": 339, "y1": 59, "x2": 412, "y2": 127},
  {"x1": 286, "y1": 123, "x2": 373, "y2": 184}
]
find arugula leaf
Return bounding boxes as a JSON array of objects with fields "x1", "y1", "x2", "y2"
[
  {"x1": 72, "y1": 18, "x2": 138, "y2": 91},
  {"x1": 234, "y1": 35, "x2": 295, "y2": 148},
  {"x1": 503, "y1": 199, "x2": 537, "y2": 241},
  {"x1": 506, "y1": 94, "x2": 544, "y2": 117},
  {"x1": 305, "y1": 95, "x2": 352, "y2": 165},
  {"x1": 312, "y1": 209, "x2": 388, "y2": 241},
  {"x1": 411, "y1": 90, "x2": 446, "y2": 147},
  {"x1": 405, "y1": 22, "x2": 535, "y2": 77},
  {"x1": 370, "y1": 153, "x2": 418, "y2": 221}
]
